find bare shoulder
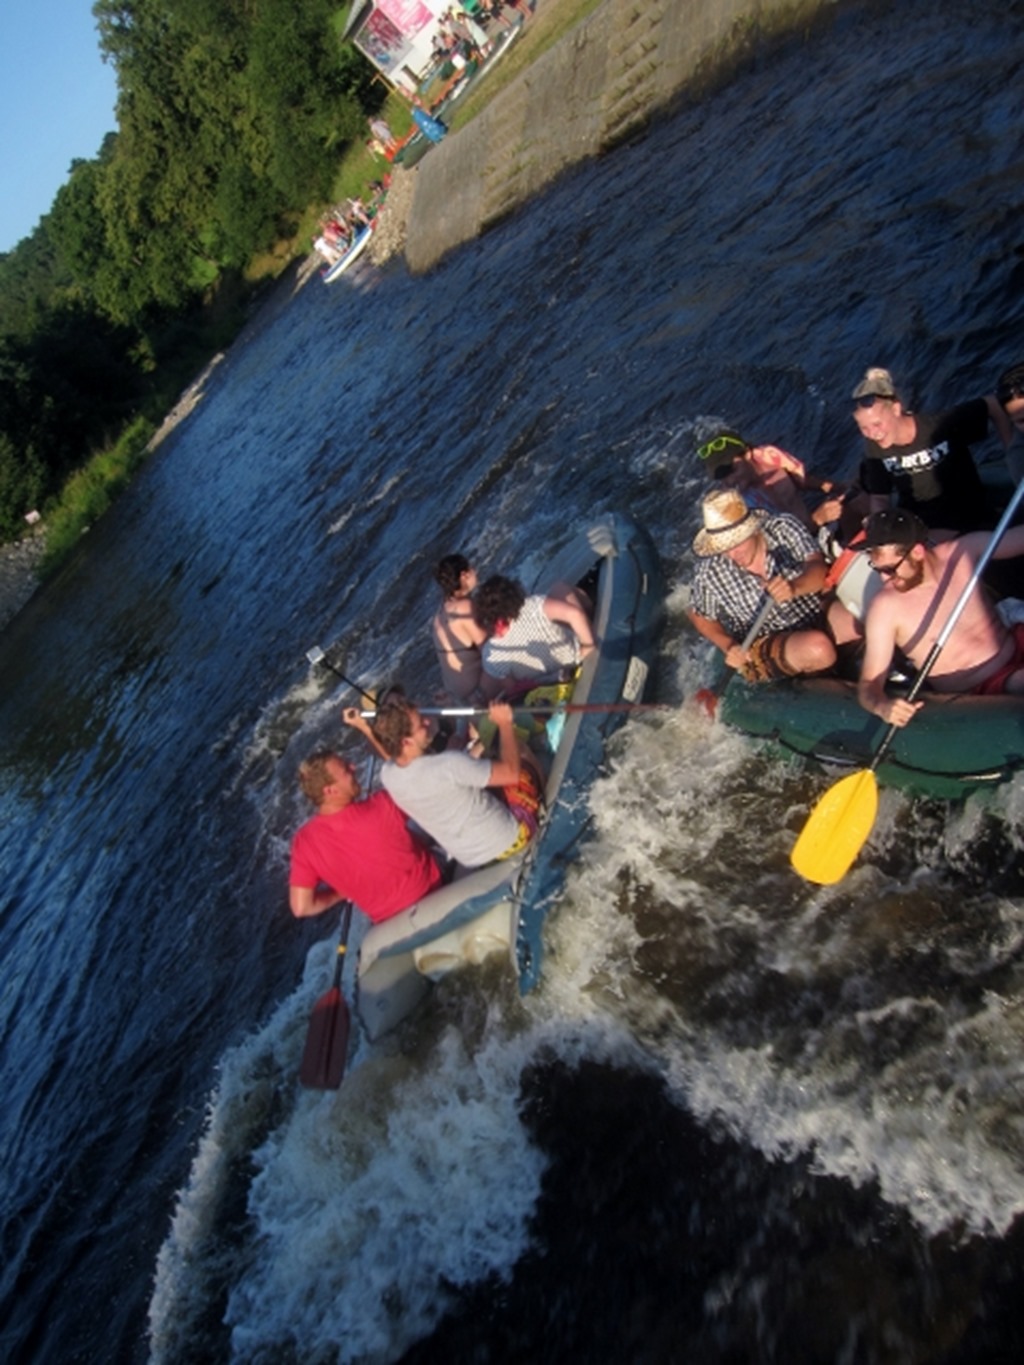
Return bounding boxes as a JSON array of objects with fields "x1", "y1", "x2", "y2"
[{"x1": 864, "y1": 586, "x2": 900, "y2": 632}]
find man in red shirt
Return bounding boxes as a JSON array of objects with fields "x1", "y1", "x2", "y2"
[{"x1": 288, "y1": 751, "x2": 443, "y2": 922}]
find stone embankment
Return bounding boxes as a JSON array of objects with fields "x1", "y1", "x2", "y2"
[
  {"x1": 400, "y1": 0, "x2": 827, "y2": 272},
  {"x1": 368, "y1": 166, "x2": 418, "y2": 266}
]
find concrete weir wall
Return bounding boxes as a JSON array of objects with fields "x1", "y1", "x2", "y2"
[{"x1": 404, "y1": 0, "x2": 831, "y2": 273}]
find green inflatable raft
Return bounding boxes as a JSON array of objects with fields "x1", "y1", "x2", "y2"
[{"x1": 719, "y1": 674, "x2": 1024, "y2": 800}]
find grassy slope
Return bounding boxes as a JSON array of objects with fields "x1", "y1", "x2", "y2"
[{"x1": 27, "y1": 0, "x2": 606, "y2": 576}]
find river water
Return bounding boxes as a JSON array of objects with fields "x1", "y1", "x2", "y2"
[{"x1": 3, "y1": 3, "x2": 1024, "y2": 1360}]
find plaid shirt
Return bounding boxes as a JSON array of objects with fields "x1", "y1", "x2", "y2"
[{"x1": 690, "y1": 513, "x2": 824, "y2": 641}]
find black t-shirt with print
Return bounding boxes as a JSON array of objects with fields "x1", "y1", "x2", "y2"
[{"x1": 859, "y1": 399, "x2": 993, "y2": 531}]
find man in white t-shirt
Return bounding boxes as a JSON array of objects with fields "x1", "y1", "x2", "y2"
[{"x1": 345, "y1": 696, "x2": 543, "y2": 868}]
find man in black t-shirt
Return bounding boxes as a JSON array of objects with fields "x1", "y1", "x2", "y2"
[{"x1": 850, "y1": 366, "x2": 1006, "y2": 532}]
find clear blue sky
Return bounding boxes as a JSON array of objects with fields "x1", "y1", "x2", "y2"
[{"x1": 0, "y1": 1, "x2": 119, "y2": 254}]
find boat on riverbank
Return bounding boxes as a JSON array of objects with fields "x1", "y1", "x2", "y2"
[
  {"x1": 355, "y1": 511, "x2": 664, "y2": 1040},
  {"x1": 322, "y1": 224, "x2": 374, "y2": 282},
  {"x1": 719, "y1": 672, "x2": 1024, "y2": 800}
]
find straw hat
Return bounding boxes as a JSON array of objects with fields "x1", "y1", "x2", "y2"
[{"x1": 692, "y1": 488, "x2": 766, "y2": 557}]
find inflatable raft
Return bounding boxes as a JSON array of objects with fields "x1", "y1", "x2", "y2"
[
  {"x1": 719, "y1": 673, "x2": 1024, "y2": 800},
  {"x1": 355, "y1": 512, "x2": 664, "y2": 1040}
]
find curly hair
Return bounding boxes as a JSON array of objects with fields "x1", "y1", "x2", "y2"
[
  {"x1": 371, "y1": 698, "x2": 416, "y2": 759},
  {"x1": 434, "y1": 553, "x2": 472, "y2": 598},
  {"x1": 472, "y1": 575, "x2": 525, "y2": 635}
]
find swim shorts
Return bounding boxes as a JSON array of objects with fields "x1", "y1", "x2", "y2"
[{"x1": 970, "y1": 622, "x2": 1024, "y2": 695}]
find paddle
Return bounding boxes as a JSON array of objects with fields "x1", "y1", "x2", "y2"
[
  {"x1": 299, "y1": 901, "x2": 354, "y2": 1090},
  {"x1": 357, "y1": 700, "x2": 672, "y2": 718},
  {"x1": 694, "y1": 594, "x2": 776, "y2": 718},
  {"x1": 792, "y1": 480, "x2": 1024, "y2": 885},
  {"x1": 306, "y1": 645, "x2": 379, "y2": 707}
]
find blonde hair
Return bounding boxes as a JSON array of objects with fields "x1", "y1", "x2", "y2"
[{"x1": 297, "y1": 750, "x2": 338, "y2": 804}]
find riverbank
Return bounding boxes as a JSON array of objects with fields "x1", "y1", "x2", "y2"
[
  {"x1": 365, "y1": 0, "x2": 834, "y2": 272},
  {"x1": 0, "y1": 534, "x2": 46, "y2": 632},
  {"x1": 0, "y1": 0, "x2": 831, "y2": 634},
  {"x1": 401, "y1": 0, "x2": 833, "y2": 272}
]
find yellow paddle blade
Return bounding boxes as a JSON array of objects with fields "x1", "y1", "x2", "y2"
[{"x1": 791, "y1": 769, "x2": 879, "y2": 885}]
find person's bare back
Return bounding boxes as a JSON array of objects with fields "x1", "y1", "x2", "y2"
[{"x1": 431, "y1": 555, "x2": 486, "y2": 700}]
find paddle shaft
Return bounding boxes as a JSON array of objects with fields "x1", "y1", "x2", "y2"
[
  {"x1": 329, "y1": 900, "x2": 354, "y2": 990},
  {"x1": 870, "y1": 477, "x2": 1024, "y2": 771},
  {"x1": 358, "y1": 700, "x2": 671, "y2": 719},
  {"x1": 716, "y1": 593, "x2": 776, "y2": 690}
]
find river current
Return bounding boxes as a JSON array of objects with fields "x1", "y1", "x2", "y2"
[{"x1": 3, "y1": 3, "x2": 1024, "y2": 1360}]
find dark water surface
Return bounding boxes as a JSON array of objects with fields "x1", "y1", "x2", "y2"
[{"x1": 4, "y1": 3, "x2": 1024, "y2": 1360}]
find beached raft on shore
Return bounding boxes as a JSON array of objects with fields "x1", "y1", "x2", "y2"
[
  {"x1": 322, "y1": 224, "x2": 374, "y2": 282},
  {"x1": 719, "y1": 673, "x2": 1024, "y2": 801},
  {"x1": 355, "y1": 511, "x2": 664, "y2": 1040}
]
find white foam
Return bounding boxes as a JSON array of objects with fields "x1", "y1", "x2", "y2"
[
  {"x1": 148, "y1": 935, "x2": 645, "y2": 1362},
  {"x1": 150, "y1": 668, "x2": 1024, "y2": 1364},
  {"x1": 548, "y1": 707, "x2": 1024, "y2": 1238}
]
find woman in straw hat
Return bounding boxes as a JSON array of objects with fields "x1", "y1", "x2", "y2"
[{"x1": 687, "y1": 488, "x2": 839, "y2": 684}]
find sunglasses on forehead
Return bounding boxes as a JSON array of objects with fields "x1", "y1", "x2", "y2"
[
  {"x1": 696, "y1": 434, "x2": 748, "y2": 462},
  {"x1": 854, "y1": 393, "x2": 892, "y2": 409}
]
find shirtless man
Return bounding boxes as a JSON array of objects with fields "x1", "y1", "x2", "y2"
[
  {"x1": 857, "y1": 508, "x2": 1024, "y2": 726},
  {"x1": 432, "y1": 553, "x2": 486, "y2": 700}
]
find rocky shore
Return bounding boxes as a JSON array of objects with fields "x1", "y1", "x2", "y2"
[
  {"x1": 0, "y1": 534, "x2": 46, "y2": 633},
  {"x1": 369, "y1": 167, "x2": 418, "y2": 267}
]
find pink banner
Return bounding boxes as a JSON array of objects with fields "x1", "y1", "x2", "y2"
[{"x1": 377, "y1": 0, "x2": 432, "y2": 37}]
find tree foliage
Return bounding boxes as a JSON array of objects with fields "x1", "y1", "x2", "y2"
[{"x1": 0, "y1": 1, "x2": 384, "y2": 540}]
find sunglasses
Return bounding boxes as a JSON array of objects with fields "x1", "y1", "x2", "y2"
[
  {"x1": 997, "y1": 381, "x2": 1024, "y2": 406},
  {"x1": 854, "y1": 393, "x2": 892, "y2": 409},
  {"x1": 869, "y1": 545, "x2": 913, "y2": 578},
  {"x1": 696, "y1": 434, "x2": 747, "y2": 462}
]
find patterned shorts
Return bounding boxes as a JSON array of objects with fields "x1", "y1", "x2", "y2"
[{"x1": 497, "y1": 762, "x2": 544, "y2": 859}]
